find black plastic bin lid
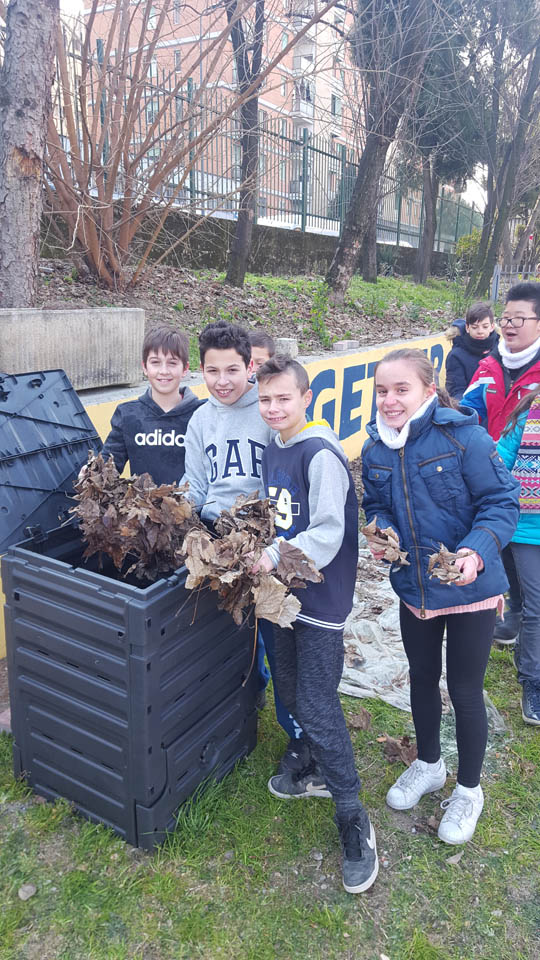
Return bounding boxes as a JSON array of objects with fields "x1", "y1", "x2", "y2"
[{"x1": 0, "y1": 369, "x2": 102, "y2": 553}]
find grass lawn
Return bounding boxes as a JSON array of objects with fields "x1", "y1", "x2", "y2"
[{"x1": 1, "y1": 645, "x2": 538, "y2": 960}]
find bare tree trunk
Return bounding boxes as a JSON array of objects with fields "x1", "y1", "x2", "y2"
[
  {"x1": 326, "y1": 135, "x2": 388, "y2": 301},
  {"x1": 0, "y1": 0, "x2": 59, "y2": 307},
  {"x1": 224, "y1": 0, "x2": 264, "y2": 288},
  {"x1": 325, "y1": 0, "x2": 431, "y2": 304},
  {"x1": 502, "y1": 221, "x2": 512, "y2": 267},
  {"x1": 472, "y1": 41, "x2": 540, "y2": 297},
  {"x1": 513, "y1": 192, "x2": 540, "y2": 268},
  {"x1": 414, "y1": 158, "x2": 438, "y2": 285},
  {"x1": 361, "y1": 209, "x2": 378, "y2": 282},
  {"x1": 225, "y1": 97, "x2": 259, "y2": 286}
]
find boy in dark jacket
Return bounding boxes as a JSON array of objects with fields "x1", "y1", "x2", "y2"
[
  {"x1": 445, "y1": 302, "x2": 498, "y2": 401},
  {"x1": 101, "y1": 326, "x2": 204, "y2": 484},
  {"x1": 252, "y1": 356, "x2": 378, "y2": 895}
]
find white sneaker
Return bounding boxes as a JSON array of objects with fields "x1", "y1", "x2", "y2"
[
  {"x1": 386, "y1": 758, "x2": 447, "y2": 810},
  {"x1": 438, "y1": 784, "x2": 484, "y2": 845}
]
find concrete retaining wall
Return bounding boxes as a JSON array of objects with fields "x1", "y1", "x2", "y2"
[
  {"x1": 42, "y1": 212, "x2": 452, "y2": 278},
  {"x1": 0, "y1": 308, "x2": 145, "y2": 390}
]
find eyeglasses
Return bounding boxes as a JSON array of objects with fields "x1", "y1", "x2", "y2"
[{"x1": 500, "y1": 316, "x2": 539, "y2": 328}]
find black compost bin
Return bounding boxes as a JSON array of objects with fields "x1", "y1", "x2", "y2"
[{"x1": 0, "y1": 370, "x2": 257, "y2": 848}]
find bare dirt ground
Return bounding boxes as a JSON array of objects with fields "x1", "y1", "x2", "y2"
[{"x1": 37, "y1": 259, "x2": 451, "y2": 353}]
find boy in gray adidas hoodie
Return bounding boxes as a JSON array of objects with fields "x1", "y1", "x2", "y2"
[
  {"x1": 181, "y1": 320, "x2": 304, "y2": 759},
  {"x1": 252, "y1": 355, "x2": 378, "y2": 896}
]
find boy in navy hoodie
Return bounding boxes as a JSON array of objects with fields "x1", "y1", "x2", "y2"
[
  {"x1": 102, "y1": 326, "x2": 204, "y2": 483},
  {"x1": 445, "y1": 302, "x2": 498, "y2": 401},
  {"x1": 252, "y1": 355, "x2": 378, "y2": 895}
]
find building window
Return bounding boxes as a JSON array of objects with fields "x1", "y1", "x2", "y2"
[
  {"x1": 258, "y1": 196, "x2": 267, "y2": 217},
  {"x1": 281, "y1": 78, "x2": 287, "y2": 98},
  {"x1": 280, "y1": 118, "x2": 287, "y2": 138},
  {"x1": 173, "y1": 0, "x2": 181, "y2": 25},
  {"x1": 146, "y1": 99, "x2": 160, "y2": 124},
  {"x1": 259, "y1": 154, "x2": 267, "y2": 175},
  {"x1": 258, "y1": 109, "x2": 267, "y2": 128},
  {"x1": 331, "y1": 94, "x2": 342, "y2": 118},
  {"x1": 148, "y1": 58, "x2": 158, "y2": 80},
  {"x1": 175, "y1": 49, "x2": 181, "y2": 72},
  {"x1": 281, "y1": 32, "x2": 288, "y2": 50},
  {"x1": 148, "y1": 6, "x2": 158, "y2": 30}
]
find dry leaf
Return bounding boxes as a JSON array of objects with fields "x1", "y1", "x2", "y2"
[
  {"x1": 276, "y1": 541, "x2": 323, "y2": 587},
  {"x1": 253, "y1": 576, "x2": 301, "y2": 629},
  {"x1": 347, "y1": 707, "x2": 372, "y2": 730},
  {"x1": 446, "y1": 851, "x2": 464, "y2": 865},
  {"x1": 427, "y1": 544, "x2": 473, "y2": 583},
  {"x1": 361, "y1": 516, "x2": 410, "y2": 566},
  {"x1": 380, "y1": 733, "x2": 418, "y2": 766}
]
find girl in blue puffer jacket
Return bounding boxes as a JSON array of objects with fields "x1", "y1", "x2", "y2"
[{"x1": 362, "y1": 348, "x2": 519, "y2": 846}]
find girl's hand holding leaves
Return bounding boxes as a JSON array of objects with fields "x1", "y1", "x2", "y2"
[{"x1": 361, "y1": 517, "x2": 410, "y2": 566}]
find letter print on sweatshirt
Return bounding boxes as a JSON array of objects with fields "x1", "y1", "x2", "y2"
[
  {"x1": 222, "y1": 439, "x2": 247, "y2": 478},
  {"x1": 205, "y1": 443, "x2": 218, "y2": 482}
]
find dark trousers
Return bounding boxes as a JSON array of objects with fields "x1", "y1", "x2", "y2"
[
  {"x1": 511, "y1": 543, "x2": 540, "y2": 685},
  {"x1": 273, "y1": 621, "x2": 361, "y2": 808},
  {"x1": 399, "y1": 603, "x2": 496, "y2": 788},
  {"x1": 502, "y1": 544, "x2": 522, "y2": 614}
]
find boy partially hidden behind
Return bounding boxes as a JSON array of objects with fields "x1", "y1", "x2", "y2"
[
  {"x1": 251, "y1": 356, "x2": 378, "y2": 895},
  {"x1": 102, "y1": 326, "x2": 204, "y2": 483}
]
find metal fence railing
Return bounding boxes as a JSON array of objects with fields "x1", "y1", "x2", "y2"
[{"x1": 56, "y1": 52, "x2": 483, "y2": 254}]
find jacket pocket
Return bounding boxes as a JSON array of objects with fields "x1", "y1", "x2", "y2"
[
  {"x1": 417, "y1": 452, "x2": 463, "y2": 502},
  {"x1": 367, "y1": 464, "x2": 393, "y2": 508}
]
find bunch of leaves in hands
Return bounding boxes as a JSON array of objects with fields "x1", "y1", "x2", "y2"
[
  {"x1": 71, "y1": 453, "x2": 203, "y2": 581},
  {"x1": 427, "y1": 544, "x2": 472, "y2": 583},
  {"x1": 361, "y1": 516, "x2": 410, "y2": 566},
  {"x1": 182, "y1": 491, "x2": 322, "y2": 629}
]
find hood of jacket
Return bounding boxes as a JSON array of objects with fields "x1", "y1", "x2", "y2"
[
  {"x1": 139, "y1": 384, "x2": 204, "y2": 418},
  {"x1": 275, "y1": 420, "x2": 345, "y2": 454}
]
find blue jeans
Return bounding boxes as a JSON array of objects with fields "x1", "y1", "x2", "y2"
[
  {"x1": 511, "y1": 543, "x2": 540, "y2": 685},
  {"x1": 258, "y1": 619, "x2": 303, "y2": 741}
]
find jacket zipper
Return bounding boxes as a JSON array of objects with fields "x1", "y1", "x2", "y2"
[{"x1": 399, "y1": 447, "x2": 425, "y2": 618}]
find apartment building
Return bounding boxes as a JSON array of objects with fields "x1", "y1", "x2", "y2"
[{"x1": 82, "y1": 1, "x2": 359, "y2": 228}]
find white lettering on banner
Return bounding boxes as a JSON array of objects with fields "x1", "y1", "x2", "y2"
[{"x1": 134, "y1": 430, "x2": 186, "y2": 447}]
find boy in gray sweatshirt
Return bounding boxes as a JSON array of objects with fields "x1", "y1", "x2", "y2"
[{"x1": 181, "y1": 321, "x2": 304, "y2": 763}]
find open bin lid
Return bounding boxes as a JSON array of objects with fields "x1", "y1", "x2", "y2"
[{"x1": 0, "y1": 369, "x2": 102, "y2": 553}]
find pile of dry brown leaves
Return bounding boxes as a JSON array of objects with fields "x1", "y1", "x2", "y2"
[
  {"x1": 182, "y1": 491, "x2": 322, "y2": 629},
  {"x1": 73, "y1": 458, "x2": 322, "y2": 629},
  {"x1": 71, "y1": 453, "x2": 202, "y2": 580},
  {"x1": 361, "y1": 517, "x2": 410, "y2": 566}
]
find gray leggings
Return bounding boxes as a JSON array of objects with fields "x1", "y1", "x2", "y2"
[
  {"x1": 272, "y1": 621, "x2": 361, "y2": 810},
  {"x1": 511, "y1": 542, "x2": 540, "y2": 685}
]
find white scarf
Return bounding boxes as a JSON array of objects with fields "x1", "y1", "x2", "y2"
[
  {"x1": 499, "y1": 335, "x2": 540, "y2": 370},
  {"x1": 376, "y1": 394, "x2": 438, "y2": 449}
]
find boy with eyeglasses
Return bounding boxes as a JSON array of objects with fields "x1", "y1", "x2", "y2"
[{"x1": 462, "y1": 283, "x2": 540, "y2": 668}]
